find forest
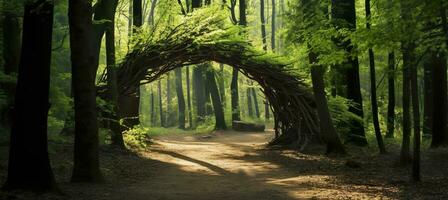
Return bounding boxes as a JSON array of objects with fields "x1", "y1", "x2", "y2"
[{"x1": 0, "y1": 0, "x2": 447, "y2": 199}]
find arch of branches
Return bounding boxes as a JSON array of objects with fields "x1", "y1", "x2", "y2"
[{"x1": 100, "y1": 8, "x2": 318, "y2": 145}]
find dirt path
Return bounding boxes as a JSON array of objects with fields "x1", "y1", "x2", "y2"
[
  {"x1": 2, "y1": 130, "x2": 448, "y2": 200},
  {"x1": 92, "y1": 131, "x2": 399, "y2": 200}
]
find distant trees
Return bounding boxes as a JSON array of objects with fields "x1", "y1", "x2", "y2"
[{"x1": 5, "y1": 0, "x2": 56, "y2": 190}]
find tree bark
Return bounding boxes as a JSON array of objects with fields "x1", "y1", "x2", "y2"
[
  {"x1": 118, "y1": 0, "x2": 143, "y2": 130},
  {"x1": 186, "y1": 67, "x2": 193, "y2": 128},
  {"x1": 69, "y1": 0, "x2": 103, "y2": 182},
  {"x1": 205, "y1": 67, "x2": 227, "y2": 130},
  {"x1": 150, "y1": 86, "x2": 156, "y2": 126},
  {"x1": 400, "y1": 48, "x2": 412, "y2": 165},
  {"x1": 251, "y1": 83, "x2": 260, "y2": 118},
  {"x1": 105, "y1": 10, "x2": 125, "y2": 148},
  {"x1": 193, "y1": 66, "x2": 206, "y2": 123},
  {"x1": 423, "y1": 56, "x2": 434, "y2": 137},
  {"x1": 331, "y1": 0, "x2": 367, "y2": 146},
  {"x1": 175, "y1": 68, "x2": 186, "y2": 129},
  {"x1": 166, "y1": 72, "x2": 172, "y2": 126},
  {"x1": 231, "y1": 69, "x2": 241, "y2": 122},
  {"x1": 260, "y1": 0, "x2": 267, "y2": 51},
  {"x1": 431, "y1": 2, "x2": 448, "y2": 148},
  {"x1": 158, "y1": 79, "x2": 165, "y2": 127},
  {"x1": 4, "y1": 0, "x2": 57, "y2": 190},
  {"x1": 309, "y1": 53, "x2": 346, "y2": 155},
  {"x1": 365, "y1": 0, "x2": 386, "y2": 154},
  {"x1": 386, "y1": 52, "x2": 396, "y2": 138}
]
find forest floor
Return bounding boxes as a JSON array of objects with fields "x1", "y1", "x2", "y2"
[{"x1": 0, "y1": 130, "x2": 448, "y2": 199}]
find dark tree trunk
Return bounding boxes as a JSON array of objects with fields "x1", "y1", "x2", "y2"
[
  {"x1": 309, "y1": 53, "x2": 346, "y2": 155},
  {"x1": 90, "y1": 0, "x2": 123, "y2": 147},
  {"x1": 331, "y1": 0, "x2": 367, "y2": 146},
  {"x1": 166, "y1": 72, "x2": 172, "y2": 126},
  {"x1": 229, "y1": 0, "x2": 245, "y2": 124},
  {"x1": 260, "y1": 0, "x2": 267, "y2": 51},
  {"x1": 365, "y1": 0, "x2": 386, "y2": 154},
  {"x1": 175, "y1": 68, "x2": 186, "y2": 129},
  {"x1": 186, "y1": 67, "x2": 193, "y2": 128},
  {"x1": 246, "y1": 84, "x2": 254, "y2": 118},
  {"x1": 204, "y1": 73, "x2": 213, "y2": 116},
  {"x1": 410, "y1": 49, "x2": 421, "y2": 182},
  {"x1": 386, "y1": 52, "x2": 396, "y2": 138},
  {"x1": 118, "y1": 0, "x2": 143, "y2": 129},
  {"x1": 193, "y1": 67, "x2": 206, "y2": 123},
  {"x1": 251, "y1": 84, "x2": 260, "y2": 118},
  {"x1": 219, "y1": 64, "x2": 226, "y2": 108},
  {"x1": 205, "y1": 67, "x2": 227, "y2": 130},
  {"x1": 231, "y1": 69, "x2": 241, "y2": 122},
  {"x1": 192, "y1": 0, "x2": 201, "y2": 9},
  {"x1": 69, "y1": 0, "x2": 103, "y2": 182},
  {"x1": 400, "y1": 49, "x2": 412, "y2": 165},
  {"x1": 104, "y1": 9, "x2": 125, "y2": 148},
  {"x1": 158, "y1": 79, "x2": 165, "y2": 127},
  {"x1": 4, "y1": 0, "x2": 56, "y2": 190},
  {"x1": 239, "y1": 0, "x2": 246, "y2": 26},
  {"x1": 431, "y1": 3, "x2": 448, "y2": 148},
  {"x1": 423, "y1": 56, "x2": 434, "y2": 137},
  {"x1": 150, "y1": 86, "x2": 156, "y2": 126}
]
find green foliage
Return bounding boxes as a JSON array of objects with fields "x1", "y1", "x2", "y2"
[{"x1": 328, "y1": 96, "x2": 363, "y2": 140}]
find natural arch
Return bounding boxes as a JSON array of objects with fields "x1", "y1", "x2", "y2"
[{"x1": 99, "y1": 8, "x2": 318, "y2": 146}]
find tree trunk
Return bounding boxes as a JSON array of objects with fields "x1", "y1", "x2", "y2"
[
  {"x1": 423, "y1": 56, "x2": 434, "y2": 137},
  {"x1": 105, "y1": 11, "x2": 125, "y2": 148},
  {"x1": 158, "y1": 79, "x2": 165, "y2": 127},
  {"x1": 309, "y1": 53, "x2": 346, "y2": 155},
  {"x1": 118, "y1": 0, "x2": 143, "y2": 130},
  {"x1": 166, "y1": 72, "x2": 172, "y2": 126},
  {"x1": 69, "y1": 0, "x2": 103, "y2": 182},
  {"x1": 431, "y1": 3, "x2": 448, "y2": 147},
  {"x1": 231, "y1": 69, "x2": 241, "y2": 122},
  {"x1": 365, "y1": 0, "x2": 386, "y2": 154},
  {"x1": 4, "y1": 0, "x2": 57, "y2": 190},
  {"x1": 2, "y1": 0, "x2": 21, "y2": 75},
  {"x1": 246, "y1": 84, "x2": 254, "y2": 118},
  {"x1": 219, "y1": 64, "x2": 226, "y2": 108},
  {"x1": 260, "y1": 0, "x2": 267, "y2": 51},
  {"x1": 386, "y1": 52, "x2": 396, "y2": 138},
  {"x1": 251, "y1": 83, "x2": 260, "y2": 118},
  {"x1": 400, "y1": 49, "x2": 412, "y2": 165},
  {"x1": 150, "y1": 86, "x2": 156, "y2": 126},
  {"x1": 229, "y1": 0, "x2": 245, "y2": 124},
  {"x1": 148, "y1": 0, "x2": 157, "y2": 25},
  {"x1": 331, "y1": 0, "x2": 367, "y2": 146},
  {"x1": 193, "y1": 66, "x2": 206, "y2": 123},
  {"x1": 175, "y1": 68, "x2": 186, "y2": 129},
  {"x1": 410, "y1": 49, "x2": 421, "y2": 182},
  {"x1": 186, "y1": 67, "x2": 193, "y2": 128},
  {"x1": 205, "y1": 67, "x2": 227, "y2": 130}
]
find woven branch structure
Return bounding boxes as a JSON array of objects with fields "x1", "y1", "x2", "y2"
[{"x1": 100, "y1": 8, "x2": 319, "y2": 145}]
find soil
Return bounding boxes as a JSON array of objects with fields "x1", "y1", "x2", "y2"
[{"x1": 0, "y1": 130, "x2": 447, "y2": 200}]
